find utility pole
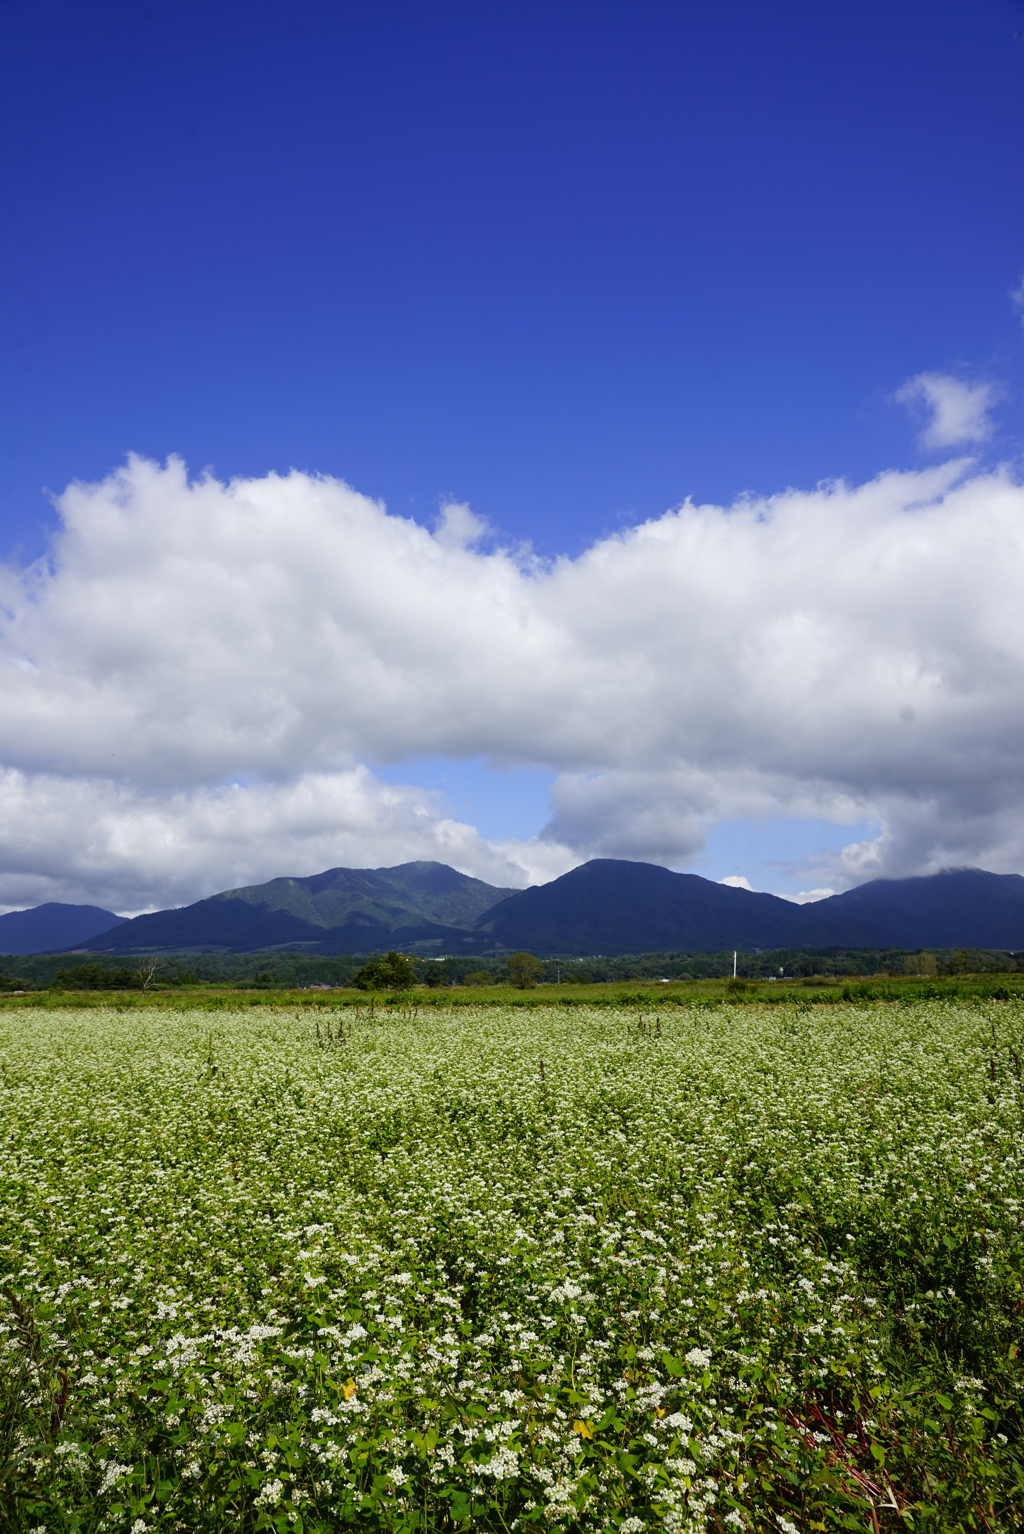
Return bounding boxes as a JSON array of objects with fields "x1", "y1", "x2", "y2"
[{"x1": 733, "y1": 950, "x2": 737, "y2": 979}]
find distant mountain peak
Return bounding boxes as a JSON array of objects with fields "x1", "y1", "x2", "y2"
[{"x1": 0, "y1": 903, "x2": 127, "y2": 956}]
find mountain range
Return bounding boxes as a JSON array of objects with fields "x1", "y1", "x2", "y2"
[{"x1": 5, "y1": 858, "x2": 1023, "y2": 958}]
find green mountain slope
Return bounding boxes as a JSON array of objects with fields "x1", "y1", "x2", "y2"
[
  {"x1": 205, "y1": 861, "x2": 513, "y2": 930},
  {"x1": 90, "y1": 862, "x2": 517, "y2": 955}
]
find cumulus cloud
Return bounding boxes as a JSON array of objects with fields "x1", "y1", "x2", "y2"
[
  {"x1": 895, "y1": 371, "x2": 996, "y2": 448},
  {"x1": 0, "y1": 766, "x2": 567, "y2": 915},
  {"x1": 3, "y1": 451, "x2": 1024, "y2": 908}
]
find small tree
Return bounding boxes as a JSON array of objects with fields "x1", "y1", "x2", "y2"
[
  {"x1": 136, "y1": 956, "x2": 160, "y2": 991},
  {"x1": 353, "y1": 951, "x2": 416, "y2": 991},
  {"x1": 506, "y1": 952, "x2": 544, "y2": 988}
]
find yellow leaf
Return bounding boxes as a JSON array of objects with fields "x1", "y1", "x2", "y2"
[
  {"x1": 342, "y1": 1379, "x2": 357, "y2": 1401},
  {"x1": 1010, "y1": 1344, "x2": 1019, "y2": 1360},
  {"x1": 655, "y1": 1407, "x2": 665, "y2": 1418},
  {"x1": 572, "y1": 1419, "x2": 594, "y2": 1439}
]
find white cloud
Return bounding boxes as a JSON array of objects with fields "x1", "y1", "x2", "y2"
[
  {"x1": 4, "y1": 451, "x2": 1024, "y2": 907},
  {"x1": 895, "y1": 371, "x2": 996, "y2": 448},
  {"x1": 0, "y1": 766, "x2": 551, "y2": 915},
  {"x1": 432, "y1": 500, "x2": 489, "y2": 550},
  {"x1": 719, "y1": 875, "x2": 753, "y2": 891},
  {"x1": 776, "y1": 887, "x2": 835, "y2": 904}
]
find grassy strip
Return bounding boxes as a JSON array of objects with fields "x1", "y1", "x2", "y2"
[{"x1": 4, "y1": 975, "x2": 1024, "y2": 1010}]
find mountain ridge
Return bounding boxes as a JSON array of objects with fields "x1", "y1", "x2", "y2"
[
  {"x1": 475, "y1": 860, "x2": 1024, "y2": 954},
  {"x1": 57, "y1": 858, "x2": 1024, "y2": 958}
]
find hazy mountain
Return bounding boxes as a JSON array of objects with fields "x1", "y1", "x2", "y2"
[
  {"x1": 0, "y1": 903, "x2": 127, "y2": 956},
  {"x1": 89, "y1": 862, "x2": 517, "y2": 955}
]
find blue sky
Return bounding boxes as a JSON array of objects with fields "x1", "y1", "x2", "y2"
[{"x1": 2, "y1": 0, "x2": 1024, "y2": 909}]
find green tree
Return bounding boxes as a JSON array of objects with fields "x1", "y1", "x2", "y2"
[
  {"x1": 902, "y1": 952, "x2": 938, "y2": 976},
  {"x1": 939, "y1": 949, "x2": 974, "y2": 976},
  {"x1": 506, "y1": 952, "x2": 544, "y2": 988},
  {"x1": 353, "y1": 951, "x2": 416, "y2": 991},
  {"x1": 52, "y1": 963, "x2": 136, "y2": 991},
  {"x1": 463, "y1": 969, "x2": 493, "y2": 987}
]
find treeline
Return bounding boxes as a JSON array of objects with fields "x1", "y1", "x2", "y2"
[{"x1": 2, "y1": 943, "x2": 1023, "y2": 993}]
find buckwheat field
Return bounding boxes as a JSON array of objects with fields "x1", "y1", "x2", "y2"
[{"x1": 1, "y1": 1002, "x2": 1021, "y2": 1532}]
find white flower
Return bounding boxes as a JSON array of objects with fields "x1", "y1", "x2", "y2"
[
  {"x1": 685, "y1": 1347, "x2": 712, "y2": 1368},
  {"x1": 472, "y1": 1446, "x2": 520, "y2": 1480},
  {"x1": 98, "y1": 1461, "x2": 131, "y2": 1495},
  {"x1": 254, "y1": 1478, "x2": 284, "y2": 1507}
]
